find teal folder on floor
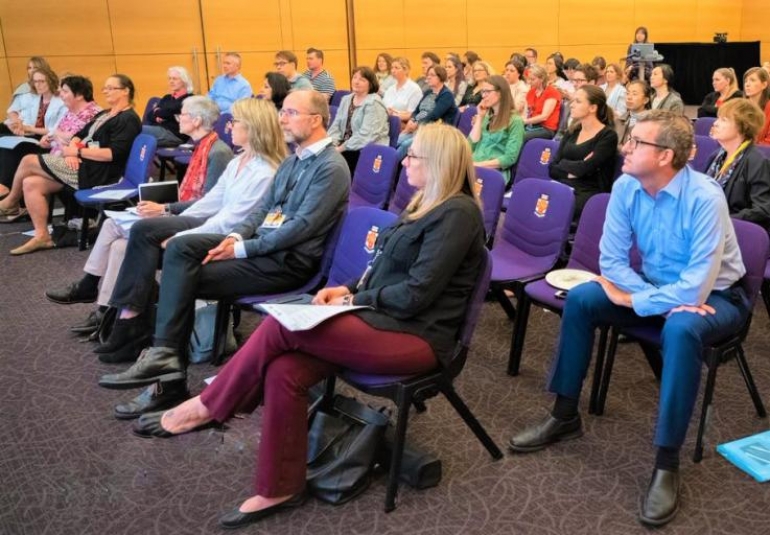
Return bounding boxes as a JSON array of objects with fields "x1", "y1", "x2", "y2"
[{"x1": 717, "y1": 429, "x2": 770, "y2": 482}]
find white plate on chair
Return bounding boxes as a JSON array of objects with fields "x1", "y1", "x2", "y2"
[{"x1": 545, "y1": 269, "x2": 596, "y2": 291}]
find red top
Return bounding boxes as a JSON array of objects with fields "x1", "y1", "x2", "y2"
[
  {"x1": 526, "y1": 85, "x2": 562, "y2": 131},
  {"x1": 758, "y1": 101, "x2": 770, "y2": 146}
]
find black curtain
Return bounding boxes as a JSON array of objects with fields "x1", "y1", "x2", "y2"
[{"x1": 654, "y1": 42, "x2": 760, "y2": 105}]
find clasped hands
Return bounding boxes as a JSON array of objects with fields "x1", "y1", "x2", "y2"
[{"x1": 593, "y1": 275, "x2": 715, "y2": 316}]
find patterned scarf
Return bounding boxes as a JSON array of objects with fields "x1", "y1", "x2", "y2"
[
  {"x1": 706, "y1": 140, "x2": 751, "y2": 188},
  {"x1": 179, "y1": 131, "x2": 219, "y2": 201}
]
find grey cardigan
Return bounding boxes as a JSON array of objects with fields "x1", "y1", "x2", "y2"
[{"x1": 328, "y1": 93, "x2": 390, "y2": 151}]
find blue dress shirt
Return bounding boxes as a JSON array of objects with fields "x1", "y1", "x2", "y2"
[{"x1": 208, "y1": 74, "x2": 253, "y2": 113}]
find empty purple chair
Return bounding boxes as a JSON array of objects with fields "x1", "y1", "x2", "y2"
[
  {"x1": 596, "y1": 218, "x2": 769, "y2": 462},
  {"x1": 693, "y1": 116, "x2": 716, "y2": 137},
  {"x1": 388, "y1": 167, "x2": 417, "y2": 216},
  {"x1": 502, "y1": 138, "x2": 561, "y2": 211},
  {"x1": 457, "y1": 106, "x2": 477, "y2": 136},
  {"x1": 489, "y1": 178, "x2": 575, "y2": 344},
  {"x1": 689, "y1": 135, "x2": 720, "y2": 173},
  {"x1": 474, "y1": 167, "x2": 506, "y2": 244},
  {"x1": 349, "y1": 144, "x2": 400, "y2": 210},
  {"x1": 314, "y1": 248, "x2": 502, "y2": 512},
  {"x1": 509, "y1": 193, "x2": 609, "y2": 379},
  {"x1": 327, "y1": 207, "x2": 398, "y2": 286},
  {"x1": 330, "y1": 90, "x2": 350, "y2": 107},
  {"x1": 388, "y1": 115, "x2": 401, "y2": 148}
]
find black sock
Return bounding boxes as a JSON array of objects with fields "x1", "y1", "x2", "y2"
[
  {"x1": 655, "y1": 446, "x2": 680, "y2": 472},
  {"x1": 97, "y1": 305, "x2": 109, "y2": 313},
  {"x1": 551, "y1": 394, "x2": 579, "y2": 420},
  {"x1": 78, "y1": 273, "x2": 100, "y2": 294}
]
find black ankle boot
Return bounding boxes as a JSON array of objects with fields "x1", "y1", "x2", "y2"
[{"x1": 94, "y1": 315, "x2": 151, "y2": 354}]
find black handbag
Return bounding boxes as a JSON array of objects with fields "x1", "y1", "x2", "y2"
[{"x1": 307, "y1": 395, "x2": 390, "y2": 505}]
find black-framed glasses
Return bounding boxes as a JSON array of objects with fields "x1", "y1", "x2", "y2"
[
  {"x1": 102, "y1": 86, "x2": 125, "y2": 91},
  {"x1": 278, "y1": 109, "x2": 319, "y2": 118},
  {"x1": 405, "y1": 150, "x2": 427, "y2": 161},
  {"x1": 625, "y1": 136, "x2": 672, "y2": 151},
  {"x1": 479, "y1": 89, "x2": 498, "y2": 96}
]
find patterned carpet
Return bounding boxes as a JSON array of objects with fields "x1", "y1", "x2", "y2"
[{"x1": 2, "y1": 220, "x2": 770, "y2": 535}]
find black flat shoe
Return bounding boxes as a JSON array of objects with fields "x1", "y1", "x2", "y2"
[
  {"x1": 219, "y1": 493, "x2": 307, "y2": 530},
  {"x1": 114, "y1": 380, "x2": 190, "y2": 420},
  {"x1": 70, "y1": 309, "x2": 105, "y2": 335},
  {"x1": 46, "y1": 282, "x2": 97, "y2": 305},
  {"x1": 508, "y1": 414, "x2": 583, "y2": 453},
  {"x1": 132, "y1": 410, "x2": 217, "y2": 439},
  {"x1": 94, "y1": 315, "x2": 150, "y2": 354},
  {"x1": 639, "y1": 468, "x2": 680, "y2": 527},
  {"x1": 98, "y1": 333, "x2": 152, "y2": 364}
]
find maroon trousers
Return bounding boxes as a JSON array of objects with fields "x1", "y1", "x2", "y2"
[{"x1": 200, "y1": 314, "x2": 437, "y2": 497}]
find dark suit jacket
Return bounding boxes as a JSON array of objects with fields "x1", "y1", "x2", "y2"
[{"x1": 707, "y1": 145, "x2": 770, "y2": 231}]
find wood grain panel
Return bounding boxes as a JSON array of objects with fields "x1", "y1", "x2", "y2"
[
  {"x1": 0, "y1": 60, "x2": 12, "y2": 113},
  {"x1": 290, "y1": 0, "x2": 349, "y2": 50},
  {"x1": 558, "y1": 0, "x2": 629, "y2": 46},
  {"x1": 109, "y1": 0, "x2": 204, "y2": 55},
  {"x1": 353, "y1": 0, "x2": 405, "y2": 50},
  {"x1": 403, "y1": 0, "x2": 467, "y2": 49},
  {"x1": 634, "y1": 0, "x2": 698, "y2": 42},
  {"x1": 200, "y1": 0, "x2": 283, "y2": 51}
]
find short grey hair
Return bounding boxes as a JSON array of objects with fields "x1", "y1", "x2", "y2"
[
  {"x1": 167, "y1": 66, "x2": 194, "y2": 93},
  {"x1": 182, "y1": 96, "x2": 220, "y2": 130}
]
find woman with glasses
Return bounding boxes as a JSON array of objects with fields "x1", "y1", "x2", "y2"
[
  {"x1": 6, "y1": 56, "x2": 51, "y2": 110},
  {"x1": 0, "y1": 74, "x2": 141, "y2": 254},
  {"x1": 469, "y1": 75, "x2": 524, "y2": 184},
  {"x1": 130, "y1": 123, "x2": 486, "y2": 529},
  {"x1": 523, "y1": 64, "x2": 562, "y2": 141},
  {"x1": 327, "y1": 66, "x2": 390, "y2": 173},
  {"x1": 460, "y1": 60, "x2": 494, "y2": 109},
  {"x1": 0, "y1": 74, "x2": 98, "y2": 202},
  {"x1": 396, "y1": 66, "x2": 457, "y2": 160},
  {"x1": 704, "y1": 98, "x2": 770, "y2": 230},
  {"x1": 615, "y1": 80, "x2": 652, "y2": 148},
  {"x1": 549, "y1": 85, "x2": 618, "y2": 218},
  {"x1": 2, "y1": 67, "x2": 66, "y2": 140},
  {"x1": 142, "y1": 66, "x2": 194, "y2": 147},
  {"x1": 742, "y1": 67, "x2": 770, "y2": 146}
]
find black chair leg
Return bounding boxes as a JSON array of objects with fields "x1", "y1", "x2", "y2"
[
  {"x1": 211, "y1": 300, "x2": 232, "y2": 366},
  {"x1": 384, "y1": 388, "x2": 412, "y2": 512},
  {"x1": 492, "y1": 286, "x2": 517, "y2": 321},
  {"x1": 441, "y1": 384, "x2": 503, "y2": 460},
  {"x1": 412, "y1": 399, "x2": 427, "y2": 413},
  {"x1": 507, "y1": 293, "x2": 531, "y2": 376},
  {"x1": 761, "y1": 280, "x2": 770, "y2": 320},
  {"x1": 735, "y1": 345, "x2": 767, "y2": 418},
  {"x1": 588, "y1": 327, "x2": 608, "y2": 414},
  {"x1": 640, "y1": 342, "x2": 663, "y2": 381},
  {"x1": 694, "y1": 352, "x2": 720, "y2": 463},
  {"x1": 595, "y1": 328, "x2": 620, "y2": 416}
]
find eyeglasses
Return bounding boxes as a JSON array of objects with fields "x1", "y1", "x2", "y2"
[
  {"x1": 472, "y1": 69, "x2": 487, "y2": 73},
  {"x1": 174, "y1": 112, "x2": 191, "y2": 121},
  {"x1": 572, "y1": 78, "x2": 587, "y2": 84},
  {"x1": 102, "y1": 86, "x2": 125, "y2": 91},
  {"x1": 278, "y1": 109, "x2": 319, "y2": 118},
  {"x1": 273, "y1": 61, "x2": 288, "y2": 67},
  {"x1": 479, "y1": 89, "x2": 498, "y2": 96},
  {"x1": 32, "y1": 79, "x2": 47, "y2": 84},
  {"x1": 405, "y1": 151, "x2": 427, "y2": 161},
  {"x1": 625, "y1": 136, "x2": 672, "y2": 151}
]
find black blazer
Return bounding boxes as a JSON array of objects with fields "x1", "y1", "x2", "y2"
[
  {"x1": 697, "y1": 90, "x2": 744, "y2": 118},
  {"x1": 349, "y1": 195, "x2": 485, "y2": 366},
  {"x1": 707, "y1": 145, "x2": 770, "y2": 231}
]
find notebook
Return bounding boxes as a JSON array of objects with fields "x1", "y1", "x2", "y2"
[{"x1": 138, "y1": 181, "x2": 179, "y2": 204}]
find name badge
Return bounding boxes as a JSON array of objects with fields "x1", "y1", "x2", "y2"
[{"x1": 261, "y1": 209, "x2": 285, "y2": 228}]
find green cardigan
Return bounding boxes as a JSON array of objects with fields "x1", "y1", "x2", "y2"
[{"x1": 469, "y1": 113, "x2": 524, "y2": 183}]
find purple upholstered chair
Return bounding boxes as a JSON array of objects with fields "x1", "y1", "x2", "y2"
[
  {"x1": 329, "y1": 105, "x2": 338, "y2": 125},
  {"x1": 596, "y1": 218, "x2": 769, "y2": 462},
  {"x1": 388, "y1": 167, "x2": 417, "y2": 216},
  {"x1": 326, "y1": 207, "x2": 398, "y2": 287},
  {"x1": 349, "y1": 144, "x2": 400, "y2": 210},
  {"x1": 474, "y1": 167, "x2": 506, "y2": 244},
  {"x1": 508, "y1": 194, "x2": 609, "y2": 382},
  {"x1": 693, "y1": 116, "x2": 716, "y2": 137},
  {"x1": 141, "y1": 96, "x2": 161, "y2": 125},
  {"x1": 489, "y1": 178, "x2": 575, "y2": 328},
  {"x1": 502, "y1": 138, "x2": 561, "y2": 211},
  {"x1": 763, "y1": 260, "x2": 770, "y2": 319},
  {"x1": 689, "y1": 135, "x2": 720, "y2": 173},
  {"x1": 314, "y1": 248, "x2": 502, "y2": 512},
  {"x1": 213, "y1": 112, "x2": 234, "y2": 149},
  {"x1": 330, "y1": 90, "x2": 351, "y2": 107},
  {"x1": 755, "y1": 144, "x2": 770, "y2": 160},
  {"x1": 456, "y1": 106, "x2": 477, "y2": 136},
  {"x1": 388, "y1": 115, "x2": 401, "y2": 148}
]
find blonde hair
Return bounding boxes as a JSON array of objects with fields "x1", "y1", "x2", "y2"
[
  {"x1": 472, "y1": 60, "x2": 495, "y2": 78},
  {"x1": 392, "y1": 56, "x2": 411, "y2": 72},
  {"x1": 718, "y1": 98, "x2": 765, "y2": 142},
  {"x1": 231, "y1": 98, "x2": 287, "y2": 169},
  {"x1": 405, "y1": 123, "x2": 480, "y2": 220},
  {"x1": 714, "y1": 67, "x2": 739, "y2": 97}
]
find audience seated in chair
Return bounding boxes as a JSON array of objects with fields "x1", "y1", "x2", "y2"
[
  {"x1": 509, "y1": 110, "x2": 748, "y2": 528},
  {"x1": 545, "y1": 54, "x2": 574, "y2": 98},
  {"x1": 5, "y1": 56, "x2": 51, "y2": 110},
  {"x1": 0, "y1": 74, "x2": 141, "y2": 255},
  {"x1": 127, "y1": 123, "x2": 486, "y2": 530},
  {"x1": 415, "y1": 51, "x2": 440, "y2": 92},
  {"x1": 382, "y1": 57, "x2": 423, "y2": 126},
  {"x1": 468, "y1": 75, "x2": 524, "y2": 185},
  {"x1": 141, "y1": 66, "x2": 194, "y2": 147},
  {"x1": 45, "y1": 96, "x2": 236, "y2": 344},
  {"x1": 650, "y1": 64, "x2": 685, "y2": 115},
  {"x1": 697, "y1": 68, "x2": 743, "y2": 119},
  {"x1": 302, "y1": 47, "x2": 336, "y2": 102},
  {"x1": 327, "y1": 66, "x2": 390, "y2": 173},
  {"x1": 274, "y1": 50, "x2": 312, "y2": 92},
  {"x1": 373, "y1": 53, "x2": 395, "y2": 96},
  {"x1": 503, "y1": 58, "x2": 529, "y2": 115},
  {"x1": 258, "y1": 72, "x2": 291, "y2": 111},
  {"x1": 549, "y1": 85, "x2": 618, "y2": 218},
  {"x1": 207, "y1": 52, "x2": 252, "y2": 114},
  {"x1": 523, "y1": 64, "x2": 562, "y2": 142},
  {"x1": 460, "y1": 60, "x2": 494, "y2": 110},
  {"x1": 444, "y1": 56, "x2": 468, "y2": 107},
  {"x1": 601, "y1": 63, "x2": 627, "y2": 117},
  {"x1": 615, "y1": 80, "x2": 652, "y2": 149},
  {"x1": 743, "y1": 67, "x2": 770, "y2": 146},
  {"x1": 705, "y1": 98, "x2": 770, "y2": 231},
  {"x1": 0, "y1": 75, "x2": 101, "y2": 201}
]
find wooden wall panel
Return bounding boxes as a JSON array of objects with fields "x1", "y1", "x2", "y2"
[
  {"x1": 109, "y1": 0, "x2": 204, "y2": 55},
  {"x1": 0, "y1": 60, "x2": 11, "y2": 115},
  {"x1": 694, "y1": 0, "x2": 742, "y2": 43},
  {"x1": 199, "y1": 0, "x2": 283, "y2": 52},
  {"x1": 354, "y1": 0, "x2": 405, "y2": 50},
  {"x1": 741, "y1": 0, "x2": 770, "y2": 62},
  {"x1": 558, "y1": 0, "x2": 628, "y2": 46},
  {"x1": 402, "y1": 0, "x2": 467, "y2": 50},
  {"x1": 290, "y1": 0, "x2": 348, "y2": 50},
  {"x1": 467, "y1": 0, "x2": 559, "y2": 49},
  {"x1": 0, "y1": 1, "x2": 113, "y2": 57},
  {"x1": 634, "y1": 0, "x2": 698, "y2": 42}
]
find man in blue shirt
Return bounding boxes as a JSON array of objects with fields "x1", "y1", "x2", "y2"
[
  {"x1": 208, "y1": 52, "x2": 253, "y2": 114},
  {"x1": 509, "y1": 110, "x2": 748, "y2": 527}
]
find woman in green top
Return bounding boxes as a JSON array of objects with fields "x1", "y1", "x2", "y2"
[{"x1": 468, "y1": 74, "x2": 524, "y2": 184}]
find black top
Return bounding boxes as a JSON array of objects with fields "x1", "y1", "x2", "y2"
[
  {"x1": 706, "y1": 145, "x2": 770, "y2": 231},
  {"x1": 696, "y1": 90, "x2": 744, "y2": 118},
  {"x1": 348, "y1": 195, "x2": 486, "y2": 366},
  {"x1": 74, "y1": 109, "x2": 142, "y2": 190},
  {"x1": 549, "y1": 125, "x2": 619, "y2": 195},
  {"x1": 151, "y1": 92, "x2": 191, "y2": 141}
]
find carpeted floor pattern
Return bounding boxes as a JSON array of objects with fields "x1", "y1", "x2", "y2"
[{"x1": 2, "y1": 219, "x2": 770, "y2": 535}]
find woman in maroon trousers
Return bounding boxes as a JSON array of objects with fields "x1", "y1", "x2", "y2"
[{"x1": 132, "y1": 123, "x2": 486, "y2": 529}]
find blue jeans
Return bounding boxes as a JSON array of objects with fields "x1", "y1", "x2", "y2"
[{"x1": 547, "y1": 281, "x2": 749, "y2": 448}]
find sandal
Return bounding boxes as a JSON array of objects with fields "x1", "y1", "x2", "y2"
[
  {"x1": 0, "y1": 207, "x2": 29, "y2": 223},
  {"x1": 10, "y1": 236, "x2": 54, "y2": 255}
]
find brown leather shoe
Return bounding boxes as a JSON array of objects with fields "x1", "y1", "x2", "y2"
[{"x1": 10, "y1": 235, "x2": 54, "y2": 255}]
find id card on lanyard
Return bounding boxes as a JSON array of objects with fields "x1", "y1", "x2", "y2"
[{"x1": 260, "y1": 155, "x2": 315, "y2": 229}]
